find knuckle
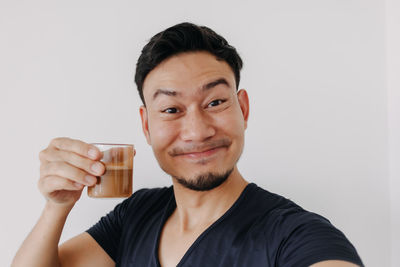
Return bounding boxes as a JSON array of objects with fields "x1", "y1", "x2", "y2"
[
  {"x1": 50, "y1": 137, "x2": 61, "y2": 146},
  {"x1": 50, "y1": 137, "x2": 70, "y2": 149},
  {"x1": 57, "y1": 149, "x2": 69, "y2": 162},
  {"x1": 37, "y1": 177, "x2": 43, "y2": 190},
  {"x1": 61, "y1": 179, "x2": 74, "y2": 189},
  {"x1": 38, "y1": 149, "x2": 46, "y2": 161},
  {"x1": 38, "y1": 176, "x2": 50, "y2": 193},
  {"x1": 44, "y1": 177, "x2": 58, "y2": 191},
  {"x1": 39, "y1": 147, "x2": 55, "y2": 161},
  {"x1": 39, "y1": 163, "x2": 46, "y2": 173},
  {"x1": 43, "y1": 176, "x2": 64, "y2": 192},
  {"x1": 41, "y1": 158, "x2": 86, "y2": 182},
  {"x1": 66, "y1": 152, "x2": 88, "y2": 170},
  {"x1": 77, "y1": 168, "x2": 87, "y2": 181},
  {"x1": 49, "y1": 177, "x2": 62, "y2": 189},
  {"x1": 77, "y1": 142, "x2": 89, "y2": 156},
  {"x1": 65, "y1": 162, "x2": 84, "y2": 180},
  {"x1": 66, "y1": 150, "x2": 80, "y2": 164},
  {"x1": 47, "y1": 161, "x2": 57, "y2": 172},
  {"x1": 46, "y1": 162, "x2": 63, "y2": 176}
]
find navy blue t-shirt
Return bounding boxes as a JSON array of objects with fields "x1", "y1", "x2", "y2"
[{"x1": 87, "y1": 183, "x2": 363, "y2": 267}]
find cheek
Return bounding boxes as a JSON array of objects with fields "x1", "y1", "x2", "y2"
[
  {"x1": 148, "y1": 120, "x2": 178, "y2": 151},
  {"x1": 216, "y1": 107, "x2": 245, "y2": 137}
]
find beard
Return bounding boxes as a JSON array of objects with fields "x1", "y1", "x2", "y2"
[{"x1": 173, "y1": 167, "x2": 234, "y2": 191}]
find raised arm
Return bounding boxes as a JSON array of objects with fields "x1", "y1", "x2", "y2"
[{"x1": 11, "y1": 137, "x2": 113, "y2": 267}]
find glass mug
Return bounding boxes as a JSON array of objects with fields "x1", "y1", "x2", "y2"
[{"x1": 87, "y1": 143, "x2": 134, "y2": 198}]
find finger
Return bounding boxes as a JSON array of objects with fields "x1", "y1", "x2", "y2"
[
  {"x1": 39, "y1": 175, "x2": 85, "y2": 194},
  {"x1": 39, "y1": 148, "x2": 105, "y2": 176},
  {"x1": 41, "y1": 161, "x2": 97, "y2": 186},
  {"x1": 49, "y1": 137, "x2": 102, "y2": 160}
]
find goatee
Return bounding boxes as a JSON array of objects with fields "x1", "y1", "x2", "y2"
[{"x1": 173, "y1": 168, "x2": 234, "y2": 191}]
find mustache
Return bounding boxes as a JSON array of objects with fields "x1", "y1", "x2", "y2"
[{"x1": 168, "y1": 138, "x2": 232, "y2": 156}]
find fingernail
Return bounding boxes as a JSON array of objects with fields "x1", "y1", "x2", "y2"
[
  {"x1": 85, "y1": 175, "x2": 97, "y2": 185},
  {"x1": 91, "y1": 162, "x2": 104, "y2": 174},
  {"x1": 88, "y1": 148, "x2": 98, "y2": 159}
]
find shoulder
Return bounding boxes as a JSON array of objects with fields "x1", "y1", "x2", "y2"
[
  {"x1": 118, "y1": 186, "x2": 173, "y2": 215},
  {"x1": 237, "y1": 184, "x2": 329, "y2": 242},
  {"x1": 93, "y1": 186, "x2": 173, "y2": 226},
  {"x1": 245, "y1": 183, "x2": 328, "y2": 220},
  {"x1": 245, "y1": 184, "x2": 363, "y2": 266},
  {"x1": 85, "y1": 186, "x2": 174, "y2": 262},
  {"x1": 242, "y1": 183, "x2": 306, "y2": 220},
  {"x1": 87, "y1": 186, "x2": 173, "y2": 241},
  {"x1": 246, "y1": 184, "x2": 340, "y2": 239}
]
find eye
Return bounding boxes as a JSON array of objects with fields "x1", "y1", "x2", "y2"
[
  {"x1": 208, "y1": 99, "x2": 226, "y2": 108},
  {"x1": 162, "y1": 107, "x2": 180, "y2": 114}
]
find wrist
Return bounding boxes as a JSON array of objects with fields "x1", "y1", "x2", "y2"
[{"x1": 44, "y1": 200, "x2": 75, "y2": 218}]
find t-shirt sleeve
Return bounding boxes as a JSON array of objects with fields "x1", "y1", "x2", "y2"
[
  {"x1": 274, "y1": 210, "x2": 364, "y2": 267},
  {"x1": 86, "y1": 196, "x2": 131, "y2": 261}
]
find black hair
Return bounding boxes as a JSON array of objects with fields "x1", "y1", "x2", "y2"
[{"x1": 134, "y1": 22, "x2": 243, "y2": 105}]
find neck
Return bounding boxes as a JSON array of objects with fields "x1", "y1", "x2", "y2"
[{"x1": 171, "y1": 166, "x2": 248, "y2": 232}]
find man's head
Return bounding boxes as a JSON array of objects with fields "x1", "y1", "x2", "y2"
[
  {"x1": 136, "y1": 23, "x2": 249, "y2": 191},
  {"x1": 135, "y1": 22, "x2": 243, "y2": 105}
]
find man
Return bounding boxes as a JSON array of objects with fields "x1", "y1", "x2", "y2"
[{"x1": 12, "y1": 22, "x2": 363, "y2": 267}]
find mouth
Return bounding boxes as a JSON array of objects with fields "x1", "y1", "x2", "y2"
[
  {"x1": 178, "y1": 146, "x2": 225, "y2": 159},
  {"x1": 169, "y1": 139, "x2": 232, "y2": 161}
]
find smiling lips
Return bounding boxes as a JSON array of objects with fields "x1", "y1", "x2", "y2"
[
  {"x1": 179, "y1": 146, "x2": 224, "y2": 159},
  {"x1": 169, "y1": 138, "x2": 232, "y2": 160}
]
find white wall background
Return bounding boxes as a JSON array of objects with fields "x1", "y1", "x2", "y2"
[
  {"x1": 0, "y1": 0, "x2": 397, "y2": 266},
  {"x1": 387, "y1": 0, "x2": 400, "y2": 266}
]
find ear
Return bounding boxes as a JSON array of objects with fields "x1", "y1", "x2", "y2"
[
  {"x1": 139, "y1": 105, "x2": 152, "y2": 145},
  {"x1": 237, "y1": 89, "x2": 250, "y2": 129}
]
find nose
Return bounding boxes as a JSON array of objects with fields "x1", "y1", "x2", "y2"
[{"x1": 179, "y1": 108, "x2": 216, "y2": 142}]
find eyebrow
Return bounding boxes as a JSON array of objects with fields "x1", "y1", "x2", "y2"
[
  {"x1": 152, "y1": 89, "x2": 180, "y2": 100},
  {"x1": 202, "y1": 78, "x2": 230, "y2": 91},
  {"x1": 152, "y1": 78, "x2": 231, "y2": 100}
]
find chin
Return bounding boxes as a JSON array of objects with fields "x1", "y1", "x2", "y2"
[{"x1": 173, "y1": 168, "x2": 234, "y2": 191}]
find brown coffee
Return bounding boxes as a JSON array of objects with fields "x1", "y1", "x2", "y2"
[
  {"x1": 88, "y1": 165, "x2": 133, "y2": 198},
  {"x1": 87, "y1": 143, "x2": 134, "y2": 198}
]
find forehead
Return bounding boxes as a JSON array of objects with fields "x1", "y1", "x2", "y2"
[{"x1": 142, "y1": 51, "x2": 235, "y2": 102}]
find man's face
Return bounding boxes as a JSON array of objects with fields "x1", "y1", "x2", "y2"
[{"x1": 139, "y1": 51, "x2": 249, "y2": 190}]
